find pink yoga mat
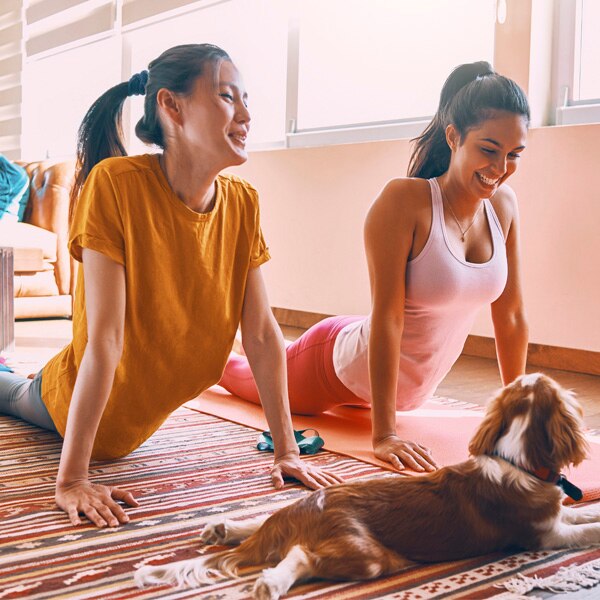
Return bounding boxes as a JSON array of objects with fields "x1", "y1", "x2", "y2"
[{"x1": 185, "y1": 386, "x2": 600, "y2": 503}]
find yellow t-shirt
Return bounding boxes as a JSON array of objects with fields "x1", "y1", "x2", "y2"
[{"x1": 41, "y1": 154, "x2": 270, "y2": 460}]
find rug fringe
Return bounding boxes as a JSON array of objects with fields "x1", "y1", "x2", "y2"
[{"x1": 497, "y1": 559, "x2": 600, "y2": 595}]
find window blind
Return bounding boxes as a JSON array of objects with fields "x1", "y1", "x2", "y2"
[
  {"x1": 0, "y1": 0, "x2": 24, "y2": 160},
  {"x1": 122, "y1": 0, "x2": 208, "y2": 27},
  {"x1": 25, "y1": 0, "x2": 115, "y2": 57}
]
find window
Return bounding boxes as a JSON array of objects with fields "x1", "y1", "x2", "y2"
[
  {"x1": 16, "y1": 0, "x2": 498, "y2": 158},
  {"x1": 288, "y1": 0, "x2": 496, "y2": 147},
  {"x1": 22, "y1": 36, "x2": 121, "y2": 159},
  {"x1": 575, "y1": 0, "x2": 600, "y2": 102},
  {"x1": 555, "y1": 0, "x2": 600, "y2": 125},
  {"x1": 125, "y1": 0, "x2": 289, "y2": 155}
]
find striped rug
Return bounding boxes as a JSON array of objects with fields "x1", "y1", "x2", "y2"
[{"x1": 1, "y1": 408, "x2": 599, "y2": 599}]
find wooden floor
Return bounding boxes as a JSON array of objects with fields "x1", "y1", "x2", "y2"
[{"x1": 11, "y1": 318, "x2": 600, "y2": 428}]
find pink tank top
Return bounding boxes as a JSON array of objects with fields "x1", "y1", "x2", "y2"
[{"x1": 332, "y1": 177, "x2": 508, "y2": 409}]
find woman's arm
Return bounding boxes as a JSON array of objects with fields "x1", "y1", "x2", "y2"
[
  {"x1": 55, "y1": 248, "x2": 138, "y2": 527},
  {"x1": 365, "y1": 180, "x2": 438, "y2": 472},
  {"x1": 240, "y1": 267, "x2": 342, "y2": 490},
  {"x1": 491, "y1": 187, "x2": 529, "y2": 384}
]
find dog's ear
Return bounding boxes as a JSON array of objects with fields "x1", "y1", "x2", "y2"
[
  {"x1": 468, "y1": 391, "x2": 507, "y2": 457},
  {"x1": 526, "y1": 377, "x2": 589, "y2": 470}
]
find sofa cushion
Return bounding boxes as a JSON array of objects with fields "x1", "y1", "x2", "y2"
[
  {"x1": 0, "y1": 221, "x2": 57, "y2": 262},
  {"x1": 14, "y1": 267, "x2": 59, "y2": 297}
]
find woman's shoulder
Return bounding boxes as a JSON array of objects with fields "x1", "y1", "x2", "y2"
[
  {"x1": 489, "y1": 183, "x2": 519, "y2": 234},
  {"x1": 219, "y1": 172, "x2": 257, "y2": 192},
  {"x1": 92, "y1": 154, "x2": 154, "y2": 179},
  {"x1": 365, "y1": 177, "x2": 432, "y2": 245},
  {"x1": 490, "y1": 182, "x2": 518, "y2": 208},
  {"x1": 218, "y1": 172, "x2": 258, "y2": 200},
  {"x1": 371, "y1": 176, "x2": 432, "y2": 215}
]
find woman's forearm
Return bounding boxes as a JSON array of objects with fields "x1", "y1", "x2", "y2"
[
  {"x1": 494, "y1": 314, "x2": 529, "y2": 385},
  {"x1": 56, "y1": 343, "x2": 121, "y2": 485},
  {"x1": 242, "y1": 321, "x2": 299, "y2": 459},
  {"x1": 369, "y1": 314, "x2": 403, "y2": 443}
]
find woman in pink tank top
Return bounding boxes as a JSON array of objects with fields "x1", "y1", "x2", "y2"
[{"x1": 221, "y1": 61, "x2": 530, "y2": 473}]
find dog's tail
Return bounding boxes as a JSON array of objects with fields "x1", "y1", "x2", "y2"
[
  {"x1": 135, "y1": 518, "x2": 295, "y2": 588},
  {"x1": 134, "y1": 536, "x2": 290, "y2": 589},
  {"x1": 134, "y1": 549, "x2": 238, "y2": 588},
  {"x1": 136, "y1": 495, "x2": 321, "y2": 588}
]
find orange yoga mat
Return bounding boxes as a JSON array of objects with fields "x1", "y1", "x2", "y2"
[{"x1": 185, "y1": 386, "x2": 600, "y2": 503}]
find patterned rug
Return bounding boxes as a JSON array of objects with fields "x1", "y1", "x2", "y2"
[{"x1": 1, "y1": 408, "x2": 600, "y2": 600}]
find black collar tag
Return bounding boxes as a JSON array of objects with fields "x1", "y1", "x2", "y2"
[
  {"x1": 557, "y1": 475, "x2": 583, "y2": 501},
  {"x1": 488, "y1": 454, "x2": 584, "y2": 501}
]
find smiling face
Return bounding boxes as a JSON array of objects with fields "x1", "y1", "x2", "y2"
[
  {"x1": 174, "y1": 60, "x2": 251, "y2": 169},
  {"x1": 446, "y1": 110, "x2": 528, "y2": 199}
]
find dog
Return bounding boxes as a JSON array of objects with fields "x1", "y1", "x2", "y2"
[{"x1": 135, "y1": 373, "x2": 600, "y2": 599}]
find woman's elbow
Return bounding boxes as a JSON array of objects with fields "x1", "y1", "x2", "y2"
[
  {"x1": 86, "y1": 334, "x2": 124, "y2": 365},
  {"x1": 494, "y1": 307, "x2": 528, "y2": 336},
  {"x1": 371, "y1": 309, "x2": 404, "y2": 336}
]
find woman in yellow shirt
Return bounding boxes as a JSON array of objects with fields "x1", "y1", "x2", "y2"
[{"x1": 0, "y1": 43, "x2": 340, "y2": 528}]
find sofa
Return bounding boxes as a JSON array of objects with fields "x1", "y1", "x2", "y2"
[{"x1": 0, "y1": 160, "x2": 76, "y2": 319}]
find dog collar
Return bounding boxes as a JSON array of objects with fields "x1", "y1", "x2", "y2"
[
  {"x1": 530, "y1": 467, "x2": 583, "y2": 501},
  {"x1": 489, "y1": 455, "x2": 583, "y2": 501}
]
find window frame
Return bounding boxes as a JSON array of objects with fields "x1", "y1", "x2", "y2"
[{"x1": 554, "y1": 0, "x2": 600, "y2": 126}]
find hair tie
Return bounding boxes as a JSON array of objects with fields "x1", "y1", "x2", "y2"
[{"x1": 127, "y1": 70, "x2": 149, "y2": 96}]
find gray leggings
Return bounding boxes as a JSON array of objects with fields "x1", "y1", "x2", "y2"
[{"x1": 0, "y1": 369, "x2": 57, "y2": 431}]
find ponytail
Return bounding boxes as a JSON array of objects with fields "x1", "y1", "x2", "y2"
[
  {"x1": 70, "y1": 43, "x2": 230, "y2": 219},
  {"x1": 70, "y1": 83, "x2": 130, "y2": 219},
  {"x1": 408, "y1": 61, "x2": 530, "y2": 179}
]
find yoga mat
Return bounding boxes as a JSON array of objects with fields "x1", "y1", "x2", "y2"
[{"x1": 186, "y1": 385, "x2": 600, "y2": 503}]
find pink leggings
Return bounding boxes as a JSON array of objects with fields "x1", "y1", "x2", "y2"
[{"x1": 219, "y1": 316, "x2": 369, "y2": 415}]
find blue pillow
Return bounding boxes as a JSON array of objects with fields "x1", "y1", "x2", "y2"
[{"x1": 0, "y1": 155, "x2": 29, "y2": 222}]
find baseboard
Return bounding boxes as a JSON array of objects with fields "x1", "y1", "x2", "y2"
[
  {"x1": 463, "y1": 335, "x2": 600, "y2": 377},
  {"x1": 271, "y1": 307, "x2": 333, "y2": 329},
  {"x1": 272, "y1": 307, "x2": 600, "y2": 377}
]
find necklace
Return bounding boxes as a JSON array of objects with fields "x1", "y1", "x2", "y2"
[{"x1": 440, "y1": 184, "x2": 483, "y2": 242}]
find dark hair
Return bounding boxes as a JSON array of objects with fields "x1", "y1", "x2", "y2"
[
  {"x1": 70, "y1": 43, "x2": 231, "y2": 216},
  {"x1": 407, "y1": 61, "x2": 530, "y2": 179}
]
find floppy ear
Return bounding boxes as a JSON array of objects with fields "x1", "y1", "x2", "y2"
[
  {"x1": 526, "y1": 380, "x2": 589, "y2": 470},
  {"x1": 469, "y1": 391, "x2": 507, "y2": 457}
]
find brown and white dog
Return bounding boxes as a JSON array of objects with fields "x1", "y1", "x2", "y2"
[{"x1": 135, "y1": 373, "x2": 600, "y2": 599}]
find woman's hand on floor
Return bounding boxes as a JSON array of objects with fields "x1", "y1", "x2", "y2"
[
  {"x1": 55, "y1": 480, "x2": 139, "y2": 527},
  {"x1": 374, "y1": 435, "x2": 438, "y2": 472},
  {"x1": 271, "y1": 452, "x2": 344, "y2": 490}
]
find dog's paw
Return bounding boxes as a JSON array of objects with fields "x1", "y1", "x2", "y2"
[
  {"x1": 252, "y1": 569, "x2": 285, "y2": 600},
  {"x1": 200, "y1": 519, "x2": 230, "y2": 545}
]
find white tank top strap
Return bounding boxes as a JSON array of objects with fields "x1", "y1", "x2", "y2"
[
  {"x1": 484, "y1": 198, "x2": 506, "y2": 243},
  {"x1": 429, "y1": 177, "x2": 445, "y2": 231}
]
